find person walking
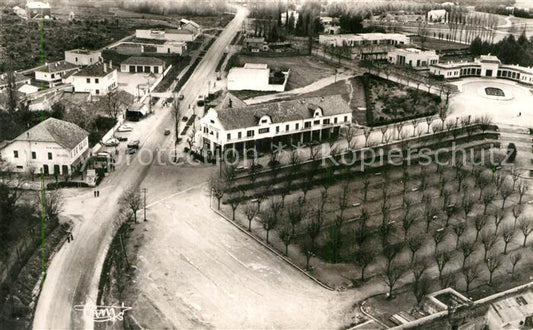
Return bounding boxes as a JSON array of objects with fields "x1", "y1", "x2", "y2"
[{"x1": 94, "y1": 190, "x2": 96, "y2": 197}]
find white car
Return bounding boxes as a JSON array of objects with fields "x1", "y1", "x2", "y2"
[
  {"x1": 104, "y1": 138, "x2": 119, "y2": 147},
  {"x1": 117, "y1": 124, "x2": 133, "y2": 132}
]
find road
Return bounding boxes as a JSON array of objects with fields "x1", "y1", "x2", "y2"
[{"x1": 32, "y1": 8, "x2": 247, "y2": 330}]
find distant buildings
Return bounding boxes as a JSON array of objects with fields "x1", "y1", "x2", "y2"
[
  {"x1": 66, "y1": 62, "x2": 118, "y2": 95},
  {"x1": 25, "y1": 1, "x2": 51, "y2": 19},
  {"x1": 430, "y1": 54, "x2": 533, "y2": 85},
  {"x1": 135, "y1": 20, "x2": 201, "y2": 42},
  {"x1": 427, "y1": 9, "x2": 448, "y2": 23},
  {"x1": 0, "y1": 118, "x2": 89, "y2": 176},
  {"x1": 486, "y1": 291, "x2": 533, "y2": 329},
  {"x1": 388, "y1": 48, "x2": 439, "y2": 68},
  {"x1": 319, "y1": 33, "x2": 410, "y2": 48},
  {"x1": 0, "y1": 73, "x2": 31, "y2": 91},
  {"x1": 120, "y1": 56, "x2": 166, "y2": 74},
  {"x1": 243, "y1": 37, "x2": 269, "y2": 52},
  {"x1": 200, "y1": 95, "x2": 352, "y2": 154},
  {"x1": 35, "y1": 61, "x2": 79, "y2": 87},
  {"x1": 227, "y1": 63, "x2": 289, "y2": 92},
  {"x1": 64, "y1": 49, "x2": 102, "y2": 66}
]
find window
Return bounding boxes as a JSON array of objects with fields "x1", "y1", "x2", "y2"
[
  {"x1": 344, "y1": 116, "x2": 348, "y2": 122},
  {"x1": 261, "y1": 119, "x2": 268, "y2": 124},
  {"x1": 216, "y1": 132, "x2": 219, "y2": 139},
  {"x1": 304, "y1": 122, "x2": 311, "y2": 128},
  {"x1": 313, "y1": 120, "x2": 320, "y2": 125},
  {"x1": 227, "y1": 133, "x2": 231, "y2": 140},
  {"x1": 323, "y1": 119, "x2": 330, "y2": 125},
  {"x1": 75, "y1": 57, "x2": 78, "y2": 62},
  {"x1": 285, "y1": 124, "x2": 289, "y2": 131},
  {"x1": 86, "y1": 78, "x2": 90, "y2": 83},
  {"x1": 334, "y1": 117, "x2": 338, "y2": 124},
  {"x1": 276, "y1": 126, "x2": 279, "y2": 133},
  {"x1": 16, "y1": 166, "x2": 23, "y2": 169},
  {"x1": 210, "y1": 120, "x2": 215, "y2": 124},
  {"x1": 154, "y1": 67, "x2": 159, "y2": 74},
  {"x1": 238, "y1": 132, "x2": 242, "y2": 139},
  {"x1": 95, "y1": 89, "x2": 100, "y2": 95},
  {"x1": 295, "y1": 123, "x2": 299, "y2": 130},
  {"x1": 90, "y1": 58, "x2": 93, "y2": 63},
  {"x1": 258, "y1": 128, "x2": 270, "y2": 134},
  {"x1": 51, "y1": 73, "x2": 55, "y2": 79},
  {"x1": 13, "y1": 150, "x2": 18, "y2": 158},
  {"x1": 95, "y1": 78, "x2": 99, "y2": 83},
  {"x1": 48, "y1": 152, "x2": 52, "y2": 160},
  {"x1": 247, "y1": 130, "x2": 254, "y2": 137},
  {"x1": 31, "y1": 151, "x2": 36, "y2": 159}
]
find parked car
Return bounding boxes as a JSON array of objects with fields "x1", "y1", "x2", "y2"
[
  {"x1": 103, "y1": 138, "x2": 119, "y2": 147},
  {"x1": 116, "y1": 136, "x2": 128, "y2": 142},
  {"x1": 164, "y1": 129, "x2": 171, "y2": 136},
  {"x1": 127, "y1": 148, "x2": 137, "y2": 155},
  {"x1": 127, "y1": 139, "x2": 140, "y2": 149},
  {"x1": 197, "y1": 95, "x2": 205, "y2": 106},
  {"x1": 178, "y1": 94, "x2": 184, "y2": 100},
  {"x1": 117, "y1": 124, "x2": 133, "y2": 132},
  {"x1": 182, "y1": 116, "x2": 188, "y2": 122}
]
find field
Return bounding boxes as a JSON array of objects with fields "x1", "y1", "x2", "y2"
[
  {"x1": 410, "y1": 36, "x2": 470, "y2": 51},
  {"x1": 225, "y1": 55, "x2": 337, "y2": 91},
  {"x1": 213, "y1": 114, "x2": 533, "y2": 325}
]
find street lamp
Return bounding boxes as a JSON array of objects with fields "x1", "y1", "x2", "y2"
[{"x1": 142, "y1": 188, "x2": 147, "y2": 222}]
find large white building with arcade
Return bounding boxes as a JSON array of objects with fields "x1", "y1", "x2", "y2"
[{"x1": 430, "y1": 54, "x2": 533, "y2": 85}]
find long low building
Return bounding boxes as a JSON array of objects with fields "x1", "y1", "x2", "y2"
[
  {"x1": 200, "y1": 94, "x2": 352, "y2": 155},
  {"x1": 430, "y1": 54, "x2": 533, "y2": 85},
  {"x1": 0, "y1": 118, "x2": 89, "y2": 176},
  {"x1": 227, "y1": 63, "x2": 289, "y2": 92},
  {"x1": 120, "y1": 56, "x2": 166, "y2": 74},
  {"x1": 388, "y1": 48, "x2": 439, "y2": 68},
  {"x1": 319, "y1": 32, "x2": 410, "y2": 48}
]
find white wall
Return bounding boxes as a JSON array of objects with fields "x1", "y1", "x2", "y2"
[
  {"x1": 72, "y1": 70, "x2": 118, "y2": 95},
  {"x1": 65, "y1": 51, "x2": 101, "y2": 66}
]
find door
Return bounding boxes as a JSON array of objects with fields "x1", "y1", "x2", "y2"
[
  {"x1": 129, "y1": 65, "x2": 135, "y2": 73},
  {"x1": 53, "y1": 164, "x2": 60, "y2": 175},
  {"x1": 62, "y1": 165, "x2": 69, "y2": 175},
  {"x1": 43, "y1": 164, "x2": 49, "y2": 175},
  {"x1": 486, "y1": 69, "x2": 493, "y2": 77}
]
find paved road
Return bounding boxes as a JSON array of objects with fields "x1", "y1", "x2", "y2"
[{"x1": 32, "y1": 8, "x2": 247, "y2": 330}]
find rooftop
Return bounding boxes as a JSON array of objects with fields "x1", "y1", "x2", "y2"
[
  {"x1": 26, "y1": 1, "x2": 51, "y2": 9},
  {"x1": 180, "y1": 18, "x2": 200, "y2": 29},
  {"x1": 74, "y1": 62, "x2": 116, "y2": 77},
  {"x1": 215, "y1": 94, "x2": 351, "y2": 130},
  {"x1": 165, "y1": 28, "x2": 193, "y2": 35},
  {"x1": 37, "y1": 61, "x2": 78, "y2": 73},
  {"x1": 12, "y1": 118, "x2": 88, "y2": 150},
  {"x1": 66, "y1": 48, "x2": 100, "y2": 55},
  {"x1": 122, "y1": 56, "x2": 166, "y2": 66},
  {"x1": 243, "y1": 63, "x2": 268, "y2": 69},
  {"x1": 488, "y1": 291, "x2": 533, "y2": 326}
]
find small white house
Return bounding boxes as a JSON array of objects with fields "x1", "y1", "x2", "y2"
[
  {"x1": 120, "y1": 56, "x2": 166, "y2": 74},
  {"x1": 427, "y1": 9, "x2": 447, "y2": 23},
  {"x1": 26, "y1": 1, "x2": 51, "y2": 19},
  {"x1": 67, "y1": 62, "x2": 118, "y2": 95},
  {"x1": 65, "y1": 49, "x2": 102, "y2": 66},
  {"x1": 0, "y1": 118, "x2": 89, "y2": 176},
  {"x1": 388, "y1": 48, "x2": 439, "y2": 68},
  {"x1": 35, "y1": 61, "x2": 79, "y2": 87},
  {"x1": 156, "y1": 41, "x2": 187, "y2": 55},
  {"x1": 227, "y1": 63, "x2": 289, "y2": 92}
]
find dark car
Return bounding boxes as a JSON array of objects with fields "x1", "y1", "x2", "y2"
[
  {"x1": 127, "y1": 139, "x2": 140, "y2": 149},
  {"x1": 116, "y1": 136, "x2": 128, "y2": 142},
  {"x1": 164, "y1": 129, "x2": 171, "y2": 136},
  {"x1": 127, "y1": 148, "x2": 137, "y2": 155}
]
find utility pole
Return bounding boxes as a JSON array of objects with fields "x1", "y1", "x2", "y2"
[{"x1": 142, "y1": 188, "x2": 147, "y2": 222}]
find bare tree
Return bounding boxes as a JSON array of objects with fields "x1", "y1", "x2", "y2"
[
  {"x1": 354, "y1": 249, "x2": 374, "y2": 282},
  {"x1": 260, "y1": 198, "x2": 282, "y2": 244},
  {"x1": 402, "y1": 209, "x2": 417, "y2": 241},
  {"x1": 501, "y1": 227, "x2": 514, "y2": 255},
  {"x1": 383, "y1": 263, "x2": 405, "y2": 299},
  {"x1": 474, "y1": 214, "x2": 487, "y2": 242},
  {"x1": 435, "y1": 249, "x2": 452, "y2": 285},
  {"x1": 485, "y1": 254, "x2": 501, "y2": 286},
  {"x1": 228, "y1": 190, "x2": 244, "y2": 221},
  {"x1": 500, "y1": 181, "x2": 514, "y2": 210},
  {"x1": 5, "y1": 71, "x2": 18, "y2": 113},
  {"x1": 121, "y1": 188, "x2": 143, "y2": 223},
  {"x1": 40, "y1": 190, "x2": 64, "y2": 227},
  {"x1": 481, "y1": 230, "x2": 496, "y2": 261},
  {"x1": 209, "y1": 174, "x2": 227, "y2": 210},
  {"x1": 459, "y1": 239, "x2": 475, "y2": 268},
  {"x1": 245, "y1": 202, "x2": 258, "y2": 231},
  {"x1": 493, "y1": 209, "x2": 504, "y2": 236},
  {"x1": 344, "y1": 125, "x2": 358, "y2": 150},
  {"x1": 512, "y1": 205, "x2": 522, "y2": 230},
  {"x1": 519, "y1": 217, "x2": 533, "y2": 247},
  {"x1": 518, "y1": 181, "x2": 528, "y2": 205},
  {"x1": 306, "y1": 208, "x2": 324, "y2": 252},
  {"x1": 509, "y1": 251, "x2": 522, "y2": 278},
  {"x1": 461, "y1": 263, "x2": 480, "y2": 294},
  {"x1": 278, "y1": 218, "x2": 292, "y2": 256},
  {"x1": 408, "y1": 235, "x2": 423, "y2": 263}
]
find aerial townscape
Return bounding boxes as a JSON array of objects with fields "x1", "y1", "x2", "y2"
[{"x1": 1, "y1": 0, "x2": 533, "y2": 329}]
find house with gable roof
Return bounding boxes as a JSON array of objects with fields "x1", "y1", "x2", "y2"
[
  {"x1": 199, "y1": 94, "x2": 352, "y2": 155},
  {"x1": 0, "y1": 118, "x2": 89, "y2": 176}
]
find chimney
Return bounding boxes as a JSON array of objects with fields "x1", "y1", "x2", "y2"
[{"x1": 104, "y1": 62, "x2": 107, "y2": 73}]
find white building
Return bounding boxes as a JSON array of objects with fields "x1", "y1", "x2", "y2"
[
  {"x1": 0, "y1": 118, "x2": 89, "y2": 176},
  {"x1": 25, "y1": 1, "x2": 51, "y2": 19},
  {"x1": 227, "y1": 63, "x2": 289, "y2": 92},
  {"x1": 430, "y1": 54, "x2": 533, "y2": 85},
  {"x1": 200, "y1": 94, "x2": 352, "y2": 154},
  {"x1": 120, "y1": 56, "x2": 166, "y2": 74},
  {"x1": 65, "y1": 49, "x2": 102, "y2": 66},
  {"x1": 18, "y1": 84, "x2": 39, "y2": 95},
  {"x1": 319, "y1": 33, "x2": 410, "y2": 48},
  {"x1": 135, "y1": 27, "x2": 200, "y2": 42},
  {"x1": 427, "y1": 9, "x2": 447, "y2": 23},
  {"x1": 67, "y1": 62, "x2": 118, "y2": 95},
  {"x1": 0, "y1": 73, "x2": 32, "y2": 91},
  {"x1": 34, "y1": 61, "x2": 79, "y2": 87},
  {"x1": 388, "y1": 48, "x2": 439, "y2": 68},
  {"x1": 156, "y1": 41, "x2": 187, "y2": 55}
]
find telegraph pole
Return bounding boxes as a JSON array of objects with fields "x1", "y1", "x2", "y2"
[{"x1": 142, "y1": 188, "x2": 147, "y2": 222}]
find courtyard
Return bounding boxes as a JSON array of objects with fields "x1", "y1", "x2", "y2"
[{"x1": 450, "y1": 78, "x2": 533, "y2": 128}]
